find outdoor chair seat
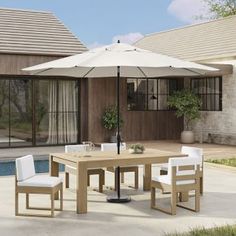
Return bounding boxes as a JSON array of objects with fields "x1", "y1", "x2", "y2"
[
  {"x1": 17, "y1": 175, "x2": 63, "y2": 188},
  {"x1": 101, "y1": 143, "x2": 139, "y2": 189},
  {"x1": 65, "y1": 144, "x2": 105, "y2": 193},
  {"x1": 159, "y1": 146, "x2": 204, "y2": 194},
  {"x1": 153, "y1": 172, "x2": 195, "y2": 185},
  {"x1": 15, "y1": 155, "x2": 63, "y2": 217},
  {"x1": 151, "y1": 157, "x2": 201, "y2": 215}
]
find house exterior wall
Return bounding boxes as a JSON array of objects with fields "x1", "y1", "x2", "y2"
[
  {"x1": 85, "y1": 78, "x2": 183, "y2": 143},
  {"x1": 0, "y1": 53, "x2": 62, "y2": 75},
  {"x1": 190, "y1": 59, "x2": 236, "y2": 145}
]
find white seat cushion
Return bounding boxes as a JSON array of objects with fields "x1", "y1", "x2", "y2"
[
  {"x1": 17, "y1": 175, "x2": 63, "y2": 188},
  {"x1": 153, "y1": 174, "x2": 195, "y2": 185}
]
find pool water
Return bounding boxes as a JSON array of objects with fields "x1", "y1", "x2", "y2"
[{"x1": 0, "y1": 160, "x2": 65, "y2": 176}]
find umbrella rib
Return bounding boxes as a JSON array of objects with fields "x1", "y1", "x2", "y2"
[
  {"x1": 137, "y1": 67, "x2": 148, "y2": 78},
  {"x1": 82, "y1": 67, "x2": 95, "y2": 78},
  {"x1": 183, "y1": 68, "x2": 205, "y2": 76},
  {"x1": 32, "y1": 68, "x2": 52, "y2": 75}
]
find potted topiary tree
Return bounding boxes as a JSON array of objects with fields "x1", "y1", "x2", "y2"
[
  {"x1": 102, "y1": 105, "x2": 124, "y2": 143},
  {"x1": 167, "y1": 89, "x2": 201, "y2": 144}
]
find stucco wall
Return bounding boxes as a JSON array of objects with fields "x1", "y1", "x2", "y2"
[{"x1": 191, "y1": 59, "x2": 236, "y2": 145}]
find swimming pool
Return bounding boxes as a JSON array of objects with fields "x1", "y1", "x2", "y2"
[{"x1": 0, "y1": 159, "x2": 65, "y2": 176}]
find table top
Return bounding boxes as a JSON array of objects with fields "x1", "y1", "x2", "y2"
[{"x1": 50, "y1": 149, "x2": 187, "y2": 168}]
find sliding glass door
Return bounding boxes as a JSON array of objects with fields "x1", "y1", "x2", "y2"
[{"x1": 0, "y1": 77, "x2": 80, "y2": 148}]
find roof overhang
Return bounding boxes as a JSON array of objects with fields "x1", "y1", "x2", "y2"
[{"x1": 201, "y1": 63, "x2": 233, "y2": 76}]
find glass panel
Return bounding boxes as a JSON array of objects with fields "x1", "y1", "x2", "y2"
[
  {"x1": 215, "y1": 77, "x2": 220, "y2": 93},
  {"x1": 9, "y1": 80, "x2": 32, "y2": 147},
  {"x1": 199, "y1": 79, "x2": 206, "y2": 94},
  {"x1": 127, "y1": 78, "x2": 147, "y2": 110},
  {"x1": 0, "y1": 80, "x2": 10, "y2": 147},
  {"x1": 207, "y1": 95, "x2": 215, "y2": 110},
  {"x1": 58, "y1": 112, "x2": 78, "y2": 144},
  {"x1": 201, "y1": 95, "x2": 207, "y2": 110},
  {"x1": 215, "y1": 95, "x2": 220, "y2": 111},
  {"x1": 207, "y1": 78, "x2": 215, "y2": 93},
  {"x1": 169, "y1": 80, "x2": 178, "y2": 95},
  {"x1": 36, "y1": 80, "x2": 79, "y2": 145},
  {"x1": 35, "y1": 80, "x2": 50, "y2": 145},
  {"x1": 148, "y1": 79, "x2": 157, "y2": 94},
  {"x1": 191, "y1": 77, "x2": 222, "y2": 111},
  {"x1": 159, "y1": 80, "x2": 168, "y2": 94},
  {"x1": 137, "y1": 79, "x2": 147, "y2": 94},
  {"x1": 158, "y1": 95, "x2": 168, "y2": 110},
  {"x1": 148, "y1": 94, "x2": 158, "y2": 110}
]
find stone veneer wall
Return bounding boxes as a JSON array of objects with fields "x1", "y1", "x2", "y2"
[{"x1": 190, "y1": 60, "x2": 236, "y2": 145}]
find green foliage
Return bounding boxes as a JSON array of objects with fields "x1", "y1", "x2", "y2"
[
  {"x1": 102, "y1": 106, "x2": 123, "y2": 131},
  {"x1": 201, "y1": 0, "x2": 236, "y2": 19},
  {"x1": 166, "y1": 225, "x2": 236, "y2": 236},
  {"x1": 130, "y1": 143, "x2": 145, "y2": 152},
  {"x1": 206, "y1": 157, "x2": 236, "y2": 167},
  {"x1": 167, "y1": 90, "x2": 201, "y2": 130}
]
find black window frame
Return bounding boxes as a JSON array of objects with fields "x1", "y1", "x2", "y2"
[
  {"x1": 127, "y1": 78, "x2": 182, "y2": 111},
  {"x1": 190, "y1": 77, "x2": 222, "y2": 111}
]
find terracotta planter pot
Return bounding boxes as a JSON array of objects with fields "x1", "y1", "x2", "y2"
[{"x1": 181, "y1": 131, "x2": 195, "y2": 144}]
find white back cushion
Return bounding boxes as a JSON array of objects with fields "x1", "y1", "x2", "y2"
[
  {"x1": 101, "y1": 143, "x2": 126, "y2": 151},
  {"x1": 181, "y1": 146, "x2": 203, "y2": 159},
  {"x1": 65, "y1": 144, "x2": 89, "y2": 153},
  {"x1": 15, "y1": 155, "x2": 35, "y2": 181},
  {"x1": 167, "y1": 157, "x2": 201, "y2": 178}
]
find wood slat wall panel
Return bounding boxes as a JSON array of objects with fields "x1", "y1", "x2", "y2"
[{"x1": 0, "y1": 54, "x2": 62, "y2": 75}]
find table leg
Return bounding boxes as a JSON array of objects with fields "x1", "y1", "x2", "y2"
[
  {"x1": 143, "y1": 164, "x2": 151, "y2": 191},
  {"x1": 77, "y1": 162, "x2": 88, "y2": 214},
  {"x1": 49, "y1": 155, "x2": 59, "y2": 200}
]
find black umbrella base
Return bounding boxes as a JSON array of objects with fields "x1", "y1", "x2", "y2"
[{"x1": 107, "y1": 195, "x2": 131, "y2": 203}]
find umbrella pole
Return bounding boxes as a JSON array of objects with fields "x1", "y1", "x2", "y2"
[{"x1": 107, "y1": 65, "x2": 131, "y2": 203}]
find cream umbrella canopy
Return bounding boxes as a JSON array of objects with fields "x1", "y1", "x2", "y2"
[
  {"x1": 24, "y1": 42, "x2": 217, "y2": 78},
  {"x1": 23, "y1": 41, "x2": 218, "y2": 203}
]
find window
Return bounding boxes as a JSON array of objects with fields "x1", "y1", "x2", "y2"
[
  {"x1": 191, "y1": 77, "x2": 222, "y2": 111},
  {"x1": 127, "y1": 78, "x2": 181, "y2": 111}
]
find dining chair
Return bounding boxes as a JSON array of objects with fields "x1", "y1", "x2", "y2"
[
  {"x1": 65, "y1": 144, "x2": 105, "y2": 193},
  {"x1": 151, "y1": 157, "x2": 201, "y2": 215},
  {"x1": 101, "y1": 143, "x2": 139, "y2": 189},
  {"x1": 15, "y1": 155, "x2": 63, "y2": 217},
  {"x1": 160, "y1": 146, "x2": 204, "y2": 194}
]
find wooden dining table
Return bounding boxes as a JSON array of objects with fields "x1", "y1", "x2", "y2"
[{"x1": 50, "y1": 148, "x2": 187, "y2": 214}]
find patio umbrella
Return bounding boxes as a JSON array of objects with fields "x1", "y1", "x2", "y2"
[{"x1": 23, "y1": 41, "x2": 218, "y2": 203}]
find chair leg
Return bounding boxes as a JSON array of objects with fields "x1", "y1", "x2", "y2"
[
  {"x1": 51, "y1": 192, "x2": 55, "y2": 217},
  {"x1": 200, "y1": 177, "x2": 203, "y2": 195},
  {"x1": 15, "y1": 191, "x2": 19, "y2": 216},
  {"x1": 65, "y1": 172, "x2": 69, "y2": 188},
  {"x1": 134, "y1": 169, "x2": 139, "y2": 189},
  {"x1": 114, "y1": 172, "x2": 117, "y2": 191},
  {"x1": 60, "y1": 187, "x2": 63, "y2": 211},
  {"x1": 151, "y1": 186, "x2": 156, "y2": 208},
  {"x1": 195, "y1": 188, "x2": 200, "y2": 212},
  {"x1": 26, "y1": 193, "x2": 29, "y2": 209},
  {"x1": 171, "y1": 191, "x2": 177, "y2": 215},
  {"x1": 87, "y1": 174, "x2": 90, "y2": 187},
  {"x1": 98, "y1": 172, "x2": 104, "y2": 193},
  {"x1": 121, "y1": 172, "x2": 125, "y2": 183}
]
